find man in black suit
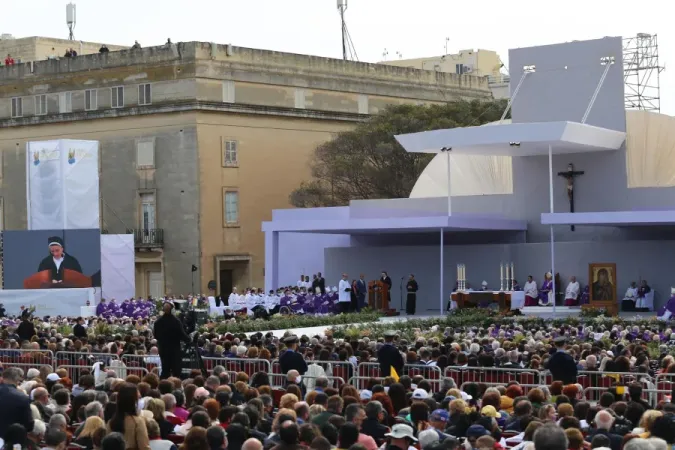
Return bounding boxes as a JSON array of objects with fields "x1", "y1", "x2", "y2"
[
  {"x1": 585, "y1": 410, "x2": 622, "y2": 450},
  {"x1": 37, "y1": 236, "x2": 83, "y2": 285},
  {"x1": 279, "y1": 335, "x2": 308, "y2": 375},
  {"x1": 545, "y1": 336, "x2": 577, "y2": 384},
  {"x1": 73, "y1": 317, "x2": 87, "y2": 339},
  {"x1": 377, "y1": 330, "x2": 404, "y2": 377},
  {"x1": 154, "y1": 302, "x2": 191, "y2": 379},
  {"x1": 0, "y1": 367, "x2": 34, "y2": 436},
  {"x1": 317, "y1": 272, "x2": 326, "y2": 295}
]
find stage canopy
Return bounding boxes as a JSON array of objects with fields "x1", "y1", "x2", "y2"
[{"x1": 395, "y1": 121, "x2": 626, "y2": 156}]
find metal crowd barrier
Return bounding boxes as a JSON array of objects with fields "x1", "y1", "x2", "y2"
[
  {"x1": 349, "y1": 376, "x2": 381, "y2": 390},
  {"x1": 444, "y1": 366, "x2": 541, "y2": 386},
  {"x1": 461, "y1": 382, "x2": 540, "y2": 394},
  {"x1": 269, "y1": 373, "x2": 345, "y2": 389},
  {"x1": 121, "y1": 354, "x2": 162, "y2": 374},
  {"x1": 0, "y1": 349, "x2": 54, "y2": 371},
  {"x1": 201, "y1": 357, "x2": 271, "y2": 377},
  {"x1": 582, "y1": 386, "x2": 663, "y2": 407},
  {"x1": 402, "y1": 364, "x2": 443, "y2": 390}
]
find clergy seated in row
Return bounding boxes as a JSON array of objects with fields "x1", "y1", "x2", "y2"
[
  {"x1": 563, "y1": 276, "x2": 580, "y2": 306},
  {"x1": 658, "y1": 288, "x2": 675, "y2": 320}
]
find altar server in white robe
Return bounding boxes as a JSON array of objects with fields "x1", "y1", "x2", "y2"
[
  {"x1": 297, "y1": 275, "x2": 309, "y2": 289},
  {"x1": 232, "y1": 291, "x2": 246, "y2": 312},
  {"x1": 524, "y1": 276, "x2": 539, "y2": 307},
  {"x1": 245, "y1": 289, "x2": 257, "y2": 315},
  {"x1": 623, "y1": 282, "x2": 638, "y2": 304},
  {"x1": 564, "y1": 276, "x2": 580, "y2": 306},
  {"x1": 338, "y1": 273, "x2": 352, "y2": 314},
  {"x1": 266, "y1": 290, "x2": 280, "y2": 313},
  {"x1": 228, "y1": 288, "x2": 240, "y2": 308}
]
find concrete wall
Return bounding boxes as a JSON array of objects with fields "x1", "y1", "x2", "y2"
[
  {"x1": 277, "y1": 233, "x2": 351, "y2": 288},
  {"x1": 325, "y1": 239, "x2": 675, "y2": 313}
]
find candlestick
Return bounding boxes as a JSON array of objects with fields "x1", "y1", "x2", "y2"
[
  {"x1": 511, "y1": 262, "x2": 515, "y2": 286},
  {"x1": 506, "y1": 264, "x2": 511, "y2": 291},
  {"x1": 500, "y1": 263, "x2": 504, "y2": 291}
]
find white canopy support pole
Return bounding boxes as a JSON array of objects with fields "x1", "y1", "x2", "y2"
[
  {"x1": 446, "y1": 151, "x2": 452, "y2": 216},
  {"x1": 440, "y1": 228, "x2": 444, "y2": 315},
  {"x1": 548, "y1": 144, "x2": 556, "y2": 317},
  {"x1": 500, "y1": 71, "x2": 529, "y2": 123},
  {"x1": 581, "y1": 57, "x2": 614, "y2": 124}
]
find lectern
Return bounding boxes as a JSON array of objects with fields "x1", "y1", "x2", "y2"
[
  {"x1": 367, "y1": 280, "x2": 390, "y2": 311},
  {"x1": 24, "y1": 269, "x2": 93, "y2": 289}
]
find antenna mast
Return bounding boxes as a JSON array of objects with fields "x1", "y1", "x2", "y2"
[
  {"x1": 336, "y1": 0, "x2": 358, "y2": 61},
  {"x1": 66, "y1": 2, "x2": 76, "y2": 40},
  {"x1": 337, "y1": 0, "x2": 347, "y2": 60}
]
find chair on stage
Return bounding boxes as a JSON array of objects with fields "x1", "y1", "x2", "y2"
[
  {"x1": 636, "y1": 291, "x2": 655, "y2": 311},
  {"x1": 208, "y1": 296, "x2": 225, "y2": 316}
]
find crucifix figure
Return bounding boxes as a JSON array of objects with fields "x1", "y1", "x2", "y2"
[{"x1": 557, "y1": 163, "x2": 584, "y2": 231}]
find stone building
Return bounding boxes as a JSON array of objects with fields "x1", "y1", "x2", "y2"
[
  {"x1": 0, "y1": 35, "x2": 127, "y2": 62},
  {"x1": 0, "y1": 41, "x2": 493, "y2": 298}
]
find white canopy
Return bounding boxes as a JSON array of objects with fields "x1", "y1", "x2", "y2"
[{"x1": 395, "y1": 121, "x2": 626, "y2": 156}]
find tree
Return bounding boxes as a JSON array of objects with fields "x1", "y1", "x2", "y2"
[{"x1": 290, "y1": 99, "x2": 509, "y2": 207}]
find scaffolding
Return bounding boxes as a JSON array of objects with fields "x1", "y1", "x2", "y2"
[{"x1": 623, "y1": 33, "x2": 664, "y2": 112}]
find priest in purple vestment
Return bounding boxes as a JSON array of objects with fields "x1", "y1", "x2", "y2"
[
  {"x1": 539, "y1": 273, "x2": 554, "y2": 306},
  {"x1": 96, "y1": 299, "x2": 108, "y2": 317},
  {"x1": 658, "y1": 288, "x2": 675, "y2": 320}
]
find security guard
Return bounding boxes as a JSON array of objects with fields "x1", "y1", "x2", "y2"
[
  {"x1": 545, "y1": 336, "x2": 577, "y2": 384},
  {"x1": 279, "y1": 335, "x2": 308, "y2": 375},
  {"x1": 377, "y1": 330, "x2": 404, "y2": 377}
]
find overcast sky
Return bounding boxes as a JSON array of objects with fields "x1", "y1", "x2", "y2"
[{"x1": 1, "y1": 0, "x2": 672, "y2": 113}]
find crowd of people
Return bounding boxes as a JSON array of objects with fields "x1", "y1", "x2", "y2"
[{"x1": 2, "y1": 302, "x2": 675, "y2": 450}]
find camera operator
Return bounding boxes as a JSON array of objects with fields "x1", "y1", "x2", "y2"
[{"x1": 153, "y1": 301, "x2": 191, "y2": 379}]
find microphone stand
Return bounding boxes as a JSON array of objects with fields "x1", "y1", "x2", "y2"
[{"x1": 399, "y1": 277, "x2": 404, "y2": 312}]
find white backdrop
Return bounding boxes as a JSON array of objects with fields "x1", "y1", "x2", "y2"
[
  {"x1": 101, "y1": 234, "x2": 136, "y2": 301},
  {"x1": 27, "y1": 139, "x2": 100, "y2": 230}
]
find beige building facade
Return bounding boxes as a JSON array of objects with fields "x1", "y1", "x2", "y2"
[
  {"x1": 0, "y1": 41, "x2": 493, "y2": 298},
  {"x1": 0, "y1": 35, "x2": 126, "y2": 63},
  {"x1": 381, "y1": 49, "x2": 510, "y2": 99}
]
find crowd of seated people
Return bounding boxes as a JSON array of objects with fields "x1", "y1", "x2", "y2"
[{"x1": 3, "y1": 318, "x2": 675, "y2": 450}]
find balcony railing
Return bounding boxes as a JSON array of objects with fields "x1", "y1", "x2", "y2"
[{"x1": 127, "y1": 228, "x2": 164, "y2": 248}]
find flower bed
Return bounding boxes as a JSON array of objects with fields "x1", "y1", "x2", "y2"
[{"x1": 213, "y1": 310, "x2": 383, "y2": 334}]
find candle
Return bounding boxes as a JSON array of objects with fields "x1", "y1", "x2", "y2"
[
  {"x1": 506, "y1": 264, "x2": 510, "y2": 286},
  {"x1": 457, "y1": 264, "x2": 460, "y2": 280},
  {"x1": 511, "y1": 262, "x2": 515, "y2": 281},
  {"x1": 500, "y1": 263, "x2": 504, "y2": 281}
]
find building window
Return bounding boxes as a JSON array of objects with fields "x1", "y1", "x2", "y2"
[
  {"x1": 222, "y1": 140, "x2": 238, "y2": 166},
  {"x1": 111, "y1": 86, "x2": 124, "y2": 108},
  {"x1": 11, "y1": 97, "x2": 22, "y2": 118},
  {"x1": 222, "y1": 80, "x2": 235, "y2": 103},
  {"x1": 136, "y1": 139, "x2": 155, "y2": 168},
  {"x1": 358, "y1": 94, "x2": 369, "y2": 114},
  {"x1": 138, "y1": 83, "x2": 151, "y2": 105},
  {"x1": 85, "y1": 89, "x2": 97, "y2": 111},
  {"x1": 223, "y1": 190, "x2": 239, "y2": 225},
  {"x1": 59, "y1": 92, "x2": 72, "y2": 113},
  {"x1": 140, "y1": 192, "x2": 156, "y2": 232},
  {"x1": 34, "y1": 95, "x2": 47, "y2": 116},
  {"x1": 294, "y1": 89, "x2": 306, "y2": 109}
]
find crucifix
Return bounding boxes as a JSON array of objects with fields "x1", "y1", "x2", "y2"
[{"x1": 557, "y1": 163, "x2": 584, "y2": 231}]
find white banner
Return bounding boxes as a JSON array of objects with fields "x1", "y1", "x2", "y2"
[
  {"x1": 101, "y1": 234, "x2": 136, "y2": 301},
  {"x1": 27, "y1": 139, "x2": 100, "y2": 230},
  {"x1": 0, "y1": 287, "x2": 95, "y2": 317}
]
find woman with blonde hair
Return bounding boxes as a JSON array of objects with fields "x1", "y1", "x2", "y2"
[
  {"x1": 75, "y1": 416, "x2": 106, "y2": 450},
  {"x1": 636, "y1": 410, "x2": 663, "y2": 438},
  {"x1": 145, "y1": 398, "x2": 174, "y2": 440},
  {"x1": 280, "y1": 393, "x2": 299, "y2": 409}
]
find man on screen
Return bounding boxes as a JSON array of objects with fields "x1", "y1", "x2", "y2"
[{"x1": 37, "y1": 236, "x2": 83, "y2": 284}]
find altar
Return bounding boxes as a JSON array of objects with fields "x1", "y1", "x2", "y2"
[{"x1": 451, "y1": 290, "x2": 525, "y2": 312}]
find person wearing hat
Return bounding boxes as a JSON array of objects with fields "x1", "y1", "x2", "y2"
[
  {"x1": 16, "y1": 309, "x2": 36, "y2": 343},
  {"x1": 377, "y1": 330, "x2": 404, "y2": 377},
  {"x1": 406, "y1": 274, "x2": 418, "y2": 315},
  {"x1": 153, "y1": 302, "x2": 191, "y2": 379},
  {"x1": 428, "y1": 409, "x2": 451, "y2": 440},
  {"x1": 384, "y1": 424, "x2": 417, "y2": 450},
  {"x1": 545, "y1": 336, "x2": 577, "y2": 384},
  {"x1": 279, "y1": 335, "x2": 308, "y2": 376},
  {"x1": 466, "y1": 425, "x2": 490, "y2": 448},
  {"x1": 37, "y1": 236, "x2": 83, "y2": 285},
  {"x1": 73, "y1": 317, "x2": 87, "y2": 339}
]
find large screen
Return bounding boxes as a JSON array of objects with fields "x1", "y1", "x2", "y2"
[{"x1": 3, "y1": 229, "x2": 101, "y2": 290}]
